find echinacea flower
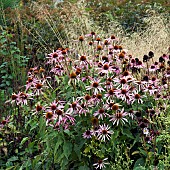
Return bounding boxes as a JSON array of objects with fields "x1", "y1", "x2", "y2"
[
  {"x1": 83, "y1": 94, "x2": 93, "y2": 106},
  {"x1": 86, "y1": 79, "x2": 104, "y2": 95},
  {"x1": 112, "y1": 103, "x2": 121, "y2": 111},
  {"x1": 144, "y1": 136, "x2": 152, "y2": 143},
  {"x1": 46, "y1": 51, "x2": 59, "y2": 64},
  {"x1": 33, "y1": 83, "x2": 44, "y2": 96},
  {"x1": 149, "y1": 76, "x2": 159, "y2": 86},
  {"x1": 32, "y1": 102, "x2": 46, "y2": 115},
  {"x1": 50, "y1": 64, "x2": 65, "y2": 76},
  {"x1": 93, "y1": 158, "x2": 109, "y2": 169},
  {"x1": 143, "y1": 85, "x2": 157, "y2": 95},
  {"x1": 103, "y1": 100, "x2": 116, "y2": 110},
  {"x1": 17, "y1": 92, "x2": 33, "y2": 106},
  {"x1": 44, "y1": 111, "x2": 56, "y2": 125},
  {"x1": 97, "y1": 45, "x2": 103, "y2": 51},
  {"x1": 109, "y1": 108, "x2": 128, "y2": 126},
  {"x1": 66, "y1": 100, "x2": 82, "y2": 115},
  {"x1": 114, "y1": 85, "x2": 131, "y2": 102},
  {"x1": 134, "y1": 80, "x2": 147, "y2": 91},
  {"x1": 77, "y1": 55, "x2": 91, "y2": 69},
  {"x1": 97, "y1": 62, "x2": 115, "y2": 75},
  {"x1": 134, "y1": 60, "x2": 145, "y2": 69},
  {"x1": 105, "y1": 79, "x2": 114, "y2": 90},
  {"x1": 30, "y1": 77, "x2": 49, "y2": 96},
  {"x1": 127, "y1": 109, "x2": 135, "y2": 119},
  {"x1": 93, "y1": 108, "x2": 108, "y2": 120},
  {"x1": 90, "y1": 93, "x2": 104, "y2": 105},
  {"x1": 7, "y1": 93, "x2": 19, "y2": 105},
  {"x1": 96, "y1": 124, "x2": 113, "y2": 142},
  {"x1": 105, "y1": 88, "x2": 116, "y2": 100},
  {"x1": 79, "y1": 36, "x2": 84, "y2": 42},
  {"x1": 113, "y1": 77, "x2": 129, "y2": 87},
  {"x1": 27, "y1": 67, "x2": 39, "y2": 76},
  {"x1": 121, "y1": 70, "x2": 132, "y2": 78},
  {"x1": 149, "y1": 64, "x2": 158, "y2": 72},
  {"x1": 25, "y1": 76, "x2": 38, "y2": 91},
  {"x1": 130, "y1": 91, "x2": 145, "y2": 104},
  {"x1": 83, "y1": 130, "x2": 93, "y2": 139}
]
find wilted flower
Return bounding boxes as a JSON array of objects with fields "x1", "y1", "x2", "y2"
[{"x1": 0, "y1": 116, "x2": 10, "y2": 129}]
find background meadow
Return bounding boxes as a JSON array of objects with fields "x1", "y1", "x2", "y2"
[{"x1": 0, "y1": 0, "x2": 170, "y2": 169}]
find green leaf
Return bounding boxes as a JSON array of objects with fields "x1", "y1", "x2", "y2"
[
  {"x1": 84, "y1": 146, "x2": 90, "y2": 154},
  {"x1": 56, "y1": 148, "x2": 65, "y2": 163},
  {"x1": 54, "y1": 136, "x2": 63, "y2": 162},
  {"x1": 1, "y1": 50, "x2": 8, "y2": 55},
  {"x1": 131, "y1": 151, "x2": 140, "y2": 155},
  {"x1": 74, "y1": 144, "x2": 81, "y2": 160},
  {"x1": 157, "y1": 161, "x2": 165, "y2": 170},
  {"x1": 8, "y1": 156, "x2": 18, "y2": 162},
  {"x1": 63, "y1": 141, "x2": 72, "y2": 159},
  {"x1": 133, "y1": 166, "x2": 145, "y2": 170},
  {"x1": 2, "y1": 75, "x2": 8, "y2": 79},
  {"x1": 0, "y1": 37, "x2": 7, "y2": 43},
  {"x1": 6, "y1": 81, "x2": 11, "y2": 86},
  {"x1": 0, "y1": 70, "x2": 7, "y2": 73},
  {"x1": 30, "y1": 121, "x2": 38, "y2": 131},
  {"x1": 20, "y1": 137, "x2": 29, "y2": 146},
  {"x1": 122, "y1": 128, "x2": 134, "y2": 139},
  {"x1": 55, "y1": 136, "x2": 63, "y2": 151},
  {"x1": 60, "y1": 156, "x2": 69, "y2": 169},
  {"x1": 139, "y1": 148, "x2": 147, "y2": 157},
  {"x1": 0, "y1": 83, "x2": 6, "y2": 87},
  {"x1": 5, "y1": 166, "x2": 15, "y2": 170},
  {"x1": 8, "y1": 75, "x2": 13, "y2": 79},
  {"x1": 85, "y1": 8, "x2": 92, "y2": 11},
  {"x1": 55, "y1": 75, "x2": 60, "y2": 84},
  {"x1": 34, "y1": 162, "x2": 42, "y2": 170},
  {"x1": 78, "y1": 165, "x2": 90, "y2": 170},
  {"x1": 133, "y1": 158, "x2": 145, "y2": 169},
  {"x1": 38, "y1": 117, "x2": 46, "y2": 139},
  {"x1": 18, "y1": 166, "x2": 23, "y2": 170},
  {"x1": 64, "y1": 129, "x2": 71, "y2": 136}
]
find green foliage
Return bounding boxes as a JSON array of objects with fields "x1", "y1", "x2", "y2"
[
  {"x1": 0, "y1": 0, "x2": 20, "y2": 25},
  {"x1": 0, "y1": 0, "x2": 20, "y2": 9},
  {"x1": 0, "y1": 0, "x2": 170, "y2": 170},
  {"x1": 0, "y1": 28, "x2": 29, "y2": 92},
  {"x1": 83, "y1": 0, "x2": 169, "y2": 33}
]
